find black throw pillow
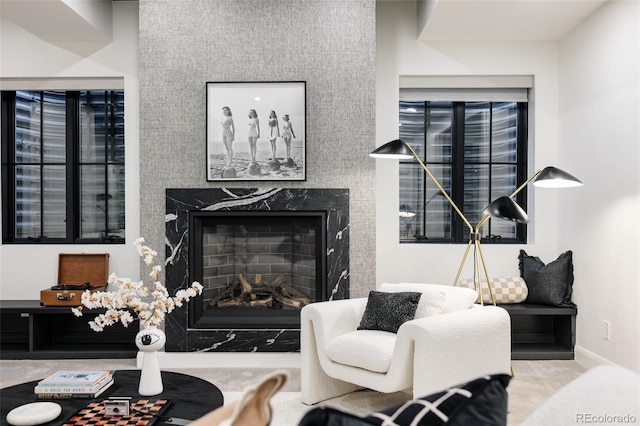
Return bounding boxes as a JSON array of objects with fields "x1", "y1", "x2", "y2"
[
  {"x1": 518, "y1": 250, "x2": 576, "y2": 307},
  {"x1": 357, "y1": 291, "x2": 422, "y2": 333},
  {"x1": 297, "y1": 374, "x2": 512, "y2": 426},
  {"x1": 365, "y1": 374, "x2": 512, "y2": 426},
  {"x1": 367, "y1": 374, "x2": 511, "y2": 426}
]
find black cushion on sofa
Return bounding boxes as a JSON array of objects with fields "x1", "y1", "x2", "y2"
[
  {"x1": 365, "y1": 374, "x2": 511, "y2": 426},
  {"x1": 357, "y1": 291, "x2": 422, "y2": 333},
  {"x1": 297, "y1": 375, "x2": 511, "y2": 426},
  {"x1": 518, "y1": 250, "x2": 576, "y2": 307}
]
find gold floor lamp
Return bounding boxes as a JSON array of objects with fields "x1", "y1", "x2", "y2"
[{"x1": 371, "y1": 139, "x2": 583, "y2": 305}]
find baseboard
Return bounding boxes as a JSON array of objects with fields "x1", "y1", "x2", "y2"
[
  {"x1": 136, "y1": 351, "x2": 301, "y2": 369},
  {"x1": 574, "y1": 345, "x2": 615, "y2": 370}
]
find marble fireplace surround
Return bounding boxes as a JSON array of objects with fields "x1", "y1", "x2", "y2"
[{"x1": 165, "y1": 188, "x2": 349, "y2": 352}]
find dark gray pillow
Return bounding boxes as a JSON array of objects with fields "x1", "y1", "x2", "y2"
[
  {"x1": 357, "y1": 291, "x2": 422, "y2": 333},
  {"x1": 519, "y1": 250, "x2": 576, "y2": 307}
]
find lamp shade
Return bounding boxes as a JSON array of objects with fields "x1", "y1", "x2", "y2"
[
  {"x1": 370, "y1": 139, "x2": 414, "y2": 159},
  {"x1": 483, "y1": 196, "x2": 529, "y2": 223},
  {"x1": 399, "y1": 204, "x2": 416, "y2": 218},
  {"x1": 533, "y1": 166, "x2": 583, "y2": 188}
]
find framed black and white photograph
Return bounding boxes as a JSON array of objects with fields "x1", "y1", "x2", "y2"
[{"x1": 206, "y1": 81, "x2": 306, "y2": 181}]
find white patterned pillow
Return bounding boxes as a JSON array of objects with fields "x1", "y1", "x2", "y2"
[{"x1": 458, "y1": 276, "x2": 528, "y2": 304}]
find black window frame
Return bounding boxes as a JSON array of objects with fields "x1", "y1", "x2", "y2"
[
  {"x1": 1, "y1": 90, "x2": 125, "y2": 244},
  {"x1": 399, "y1": 100, "x2": 529, "y2": 244}
]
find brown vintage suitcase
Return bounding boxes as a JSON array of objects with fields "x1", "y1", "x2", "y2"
[{"x1": 40, "y1": 253, "x2": 109, "y2": 306}]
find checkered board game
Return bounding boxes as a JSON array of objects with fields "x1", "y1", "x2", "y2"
[{"x1": 64, "y1": 399, "x2": 171, "y2": 425}]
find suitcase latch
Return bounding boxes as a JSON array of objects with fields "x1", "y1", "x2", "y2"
[{"x1": 56, "y1": 291, "x2": 76, "y2": 300}]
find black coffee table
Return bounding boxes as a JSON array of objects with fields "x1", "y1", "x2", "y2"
[{"x1": 1, "y1": 370, "x2": 224, "y2": 425}]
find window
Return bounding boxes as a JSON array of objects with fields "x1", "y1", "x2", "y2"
[
  {"x1": 1, "y1": 90, "x2": 125, "y2": 244},
  {"x1": 398, "y1": 100, "x2": 528, "y2": 244}
]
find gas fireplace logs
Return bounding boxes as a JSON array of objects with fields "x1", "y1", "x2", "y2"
[{"x1": 209, "y1": 274, "x2": 311, "y2": 309}]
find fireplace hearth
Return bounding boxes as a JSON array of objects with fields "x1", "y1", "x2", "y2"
[{"x1": 165, "y1": 188, "x2": 349, "y2": 352}]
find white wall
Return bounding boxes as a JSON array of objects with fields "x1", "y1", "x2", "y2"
[
  {"x1": 376, "y1": 1, "x2": 563, "y2": 286},
  {"x1": 558, "y1": 0, "x2": 640, "y2": 372},
  {"x1": 0, "y1": 2, "x2": 140, "y2": 299}
]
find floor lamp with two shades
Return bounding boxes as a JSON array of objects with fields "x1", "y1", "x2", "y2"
[{"x1": 371, "y1": 139, "x2": 583, "y2": 305}]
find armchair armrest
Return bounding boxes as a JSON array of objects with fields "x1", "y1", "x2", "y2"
[
  {"x1": 396, "y1": 304, "x2": 511, "y2": 397},
  {"x1": 300, "y1": 298, "x2": 369, "y2": 404},
  {"x1": 300, "y1": 298, "x2": 368, "y2": 348}
]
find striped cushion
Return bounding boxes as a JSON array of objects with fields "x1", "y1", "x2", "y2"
[{"x1": 458, "y1": 276, "x2": 528, "y2": 304}]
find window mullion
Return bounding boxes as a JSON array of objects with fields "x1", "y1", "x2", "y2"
[
  {"x1": 66, "y1": 92, "x2": 79, "y2": 242},
  {"x1": 452, "y1": 102, "x2": 466, "y2": 242},
  {"x1": 421, "y1": 101, "x2": 428, "y2": 239},
  {"x1": 487, "y1": 102, "x2": 494, "y2": 238},
  {"x1": 516, "y1": 102, "x2": 528, "y2": 242},
  {"x1": 39, "y1": 92, "x2": 45, "y2": 240},
  {"x1": 103, "y1": 92, "x2": 110, "y2": 239}
]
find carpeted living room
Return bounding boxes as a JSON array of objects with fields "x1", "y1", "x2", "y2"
[{"x1": 1, "y1": 0, "x2": 639, "y2": 425}]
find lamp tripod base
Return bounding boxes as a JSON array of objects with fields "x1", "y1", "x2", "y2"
[{"x1": 453, "y1": 236, "x2": 497, "y2": 306}]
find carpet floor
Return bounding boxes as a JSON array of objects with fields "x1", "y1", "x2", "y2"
[{"x1": 0, "y1": 359, "x2": 586, "y2": 425}]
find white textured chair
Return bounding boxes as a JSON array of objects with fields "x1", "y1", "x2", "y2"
[{"x1": 300, "y1": 283, "x2": 511, "y2": 405}]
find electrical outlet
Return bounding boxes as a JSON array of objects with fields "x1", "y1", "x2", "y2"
[{"x1": 603, "y1": 320, "x2": 611, "y2": 341}]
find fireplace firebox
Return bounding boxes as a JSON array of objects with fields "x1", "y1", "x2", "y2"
[
  {"x1": 165, "y1": 188, "x2": 349, "y2": 352},
  {"x1": 189, "y1": 211, "x2": 326, "y2": 330}
]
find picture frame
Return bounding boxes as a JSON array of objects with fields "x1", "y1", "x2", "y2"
[{"x1": 206, "y1": 81, "x2": 306, "y2": 181}]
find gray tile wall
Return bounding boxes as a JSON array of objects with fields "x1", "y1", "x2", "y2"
[{"x1": 139, "y1": 0, "x2": 376, "y2": 298}]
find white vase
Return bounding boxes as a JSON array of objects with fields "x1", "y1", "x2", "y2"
[{"x1": 135, "y1": 327, "x2": 166, "y2": 396}]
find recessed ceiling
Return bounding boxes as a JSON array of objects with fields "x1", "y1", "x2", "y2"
[
  {"x1": 417, "y1": 0, "x2": 611, "y2": 42},
  {"x1": 3, "y1": 0, "x2": 612, "y2": 44},
  {"x1": 0, "y1": 0, "x2": 113, "y2": 43}
]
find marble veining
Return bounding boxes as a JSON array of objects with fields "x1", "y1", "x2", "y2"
[{"x1": 165, "y1": 188, "x2": 349, "y2": 352}]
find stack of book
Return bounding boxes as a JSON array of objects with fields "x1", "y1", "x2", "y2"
[{"x1": 34, "y1": 370, "x2": 113, "y2": 399}]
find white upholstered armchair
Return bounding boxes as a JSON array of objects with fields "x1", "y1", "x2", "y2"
[{"x1": 300, "y1": 283, "x2": 511, "y2": 405}]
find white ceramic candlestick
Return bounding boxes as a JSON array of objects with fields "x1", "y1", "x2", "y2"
[{"x1": 135, "y1": 327, "x2": 166, "y2": 396}]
